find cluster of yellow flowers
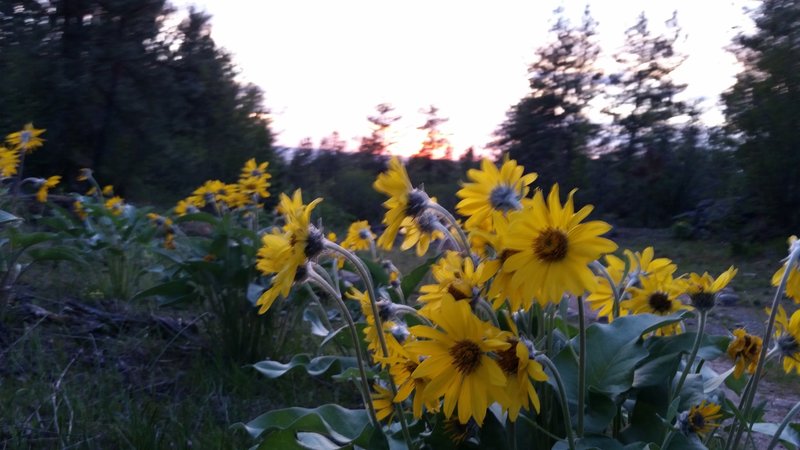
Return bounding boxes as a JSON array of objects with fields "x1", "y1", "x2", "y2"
[
  {"x1": 248, "y1": 156, "x2": 800, "y2": 429},
  {"x1": 0, "y1": 123, "x2": 63, "y2": 203},
  {"x1": 175, "y1": 159, "x2": 271, "y2": 216}
]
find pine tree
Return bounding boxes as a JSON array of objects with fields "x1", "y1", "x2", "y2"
[
  {"x1": 723, "y1": 0, "x2": 800, "y2": 231},
  {"x1": 494, "y1": 7, "x2": 602, "y2": 188}
]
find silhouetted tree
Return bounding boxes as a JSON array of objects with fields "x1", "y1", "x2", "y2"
[
  {"x1": 724, "y1": 0, "x2": 800, "y2": 231},
  {"x1": 494, "y1": 7, "x2": 602, "y2": 188}
]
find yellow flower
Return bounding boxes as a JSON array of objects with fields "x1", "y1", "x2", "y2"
[
  {"x1": 418, "y1": 251, "x2": 487, "y2": 315},
  {"x1": 255, "y1": 192, "x2": 323, "y2": 314},
  {"x1": 104, "y1": 196, "x2": 125, "y2": 216},
  {"x1": 238, "y1": 159, "x2": 271, "y2": 199},
  {"x1": 456, "y1": 158, "x2": 537, "y2": 230},
  {"x1": 727, "y1": 328, "x2": 762, "y2": 379},
  {"x1": 73, "y1": 199, "x2": 88, "y2": 221},
  {"x1": 587, "y1": 247, "x2": 677, "y2": 322},
  {"x1": 495, "y1": 337, "x2": 548, "y2": 421},
  {"x1": 399, "y1": 212, "x2": 445, "y2": 256},
  {"x1": 373, "y1": 157, "x2": 430, "y2": 250},
  {"x1": 0, "y1": 146, "x2": 20, "y2": 178},
  {"x1": 371, "y1": 383, "x2": 395, "y2": 423},
  {"x1": 77, "y1": 168, "x2": 92, "y2": 181},
  {"x1": 407, "y1": 297, "x2": 510, "y2": 425},
  {"x1": 586, "y1": 254, "x2": 627, "y2": 322},
  {"x1": 680, "y1": 400, "x2": 722, "y2": 436},
  {"x1": 686, "y1": 266, "x2": 737, "y2": 311},
  {"x1": 102, "y1": 185, "x2": 114, "y2": 197},
  {"x1": 35, "y1": 175, "x2": 60, "y2": 203},
  {"x1": 240, "y1": 158, "x2": 271, "y2": 181},
  {"x1": 6, "y1": 123, "x2": 45, "y2": 153},
  {"x1": 346, "y1": 288, "x2": 403, "y2": 362},
  {"x1": 502, "y1": 184, "x2": 617, "y2": 305},
  {"x1": 770, "y1": 305, "x2": 800, "y2": 375},
  {"x1": 342, "y1": 220, "x2": 375, "y2": 251},
  {"x1": 622, "y1": 274, "x2": 690, "y2": 336},
  {"x1": 773, "y1": 236, "x2": 800, "y2": 304},
  {"x1": 385, "y1": 344, "x2": 440, "y2": 418}
]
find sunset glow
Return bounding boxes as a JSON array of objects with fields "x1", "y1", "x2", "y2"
[{"x1": 170, "y1": 0, "x2": 757, "y2": 157}]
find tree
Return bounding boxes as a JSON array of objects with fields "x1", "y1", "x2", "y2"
[
  {"x1": 601, "y1": 12, "x2": 695, "y2": 225},
  {"x1": 357, "y1": 103, "x2": 400, "y2": 158},
  {"x1": 494, "y1": 7, "x2": 602, "y2": 188},
  {"x1": 723, "y1": 0, "x2": 800, "y2": 231},
  {"x1": 0, "y1": 2, "x2": 275, "y2": 202},
  {"x1": 414, "y1": 105, "x2": 452, "y2": 160}
]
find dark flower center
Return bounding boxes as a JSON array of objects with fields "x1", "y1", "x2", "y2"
[
  {"x1": 778, "y1": 334, "x2": 799, "y2": 357},
  {"x1": 690, "y1": 292, "x2": 715, "y2": 311},
  {"x1": 689, "y1": 410, "x2": 706, "y2": 432},
  {"x1": 304, "y1": 227, "x2": 325, "y2": 258},
  {"x1": 648, "y1": 292, "x2": 673, "y2": 314},
  {"x1": 449, "y1": 339, "x2": 483, "y2": 375},
  {"x1": 416, "y1": 211, "x2": 439, "y2": 234},
  {"x1": 405, "y1": 189, "x2": 429, "y2": 217},
  {"x1": 489, "y1": 185, "x2": 522, "y2": 212},
  {"x1": 496, "y1": 339, "x2": 520, "y2": 374},
  {"x1": 534, "y1": 228, "x2": 569, "y2": 263}
]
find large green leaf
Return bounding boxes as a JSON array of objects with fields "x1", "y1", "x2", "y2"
[
  {"x1": 752, "y1": 422, "x2": 800, "y2": 449},
  {"x1": 0, "y1": 209, "x2": 21, "y2": 226},
  {"x1": 252, "y1": 354, "x2": 357, "y2": 379},
  {"x1": 27, "y1": 247, "x2": 84, "y2": 264},
  {"x1": 241, "y1": 404, "x2": 374, "y2": 446},
  {"x1": 400, "y1": 256, "x2": 438, "y2": 298},
  {"x1": 645, "y1": 332, "x2": 730, "y2": 361},
  {"x1": 359, "y1": 257, "x2": 389, "y2": 287},
  {"x1": 302, "y1": 307, "x2": 331, "y2": 337},
  {"x1": 583, "y1": 312, "x2": 689, "y2": 397}
]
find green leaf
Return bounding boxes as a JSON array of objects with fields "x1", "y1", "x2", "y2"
[
  {"x1": 360, "y1": 257, "x2": 389, "y2": 287},
  {"x1": 9, "y1": 230, "x2": 57, "y2": 249},
  {"x1": 241, "y1": 404, "x2": 373, "y2": 445},
  {"x1": 633, "y1": 353, "x2": 681, "y2": 388},
  {"x1": 400, "y1": 256, "x2": 437, "y2": 298},
  {"x1": 645, "y1": 332, "x2": 730, "y2": 361},
  {"x1": 252, "y1": 354, "x2": 357, "y2": 379},
  {"x1": 321, "y1": 322, "x2": 368, "y2": 351},
  {"x1": 0, "y1": 209, "x2": 21, "y2": 226},
  {"x1": 303, "y1": 307, "x2": 331, "y2": 337},
  {"x1": 583, "y1": 313, "x2": 689, "y2": 397},
  {"x1": 752, "y1": 422, "x2": 800, "y2": 449},
  {"x1": 132, "y1": 280, "x2": 196, "y2": 305},
  {"x1": 27, "y1": 247, "x2": 83, "y2": 264}
]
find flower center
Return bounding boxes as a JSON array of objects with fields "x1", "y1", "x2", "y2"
[
  {"x1": 416, "y1": 211, "x2": 439, "y2": 234},
  {"x1": 449, "y1": 339, "x2": 483, "y2": 375},
  {"x1": 648, "y1": 292, "x2": 673, "y2": 314},
  {"x1": 20, "y1": 130, "x2": 31, "y2": 144},
  {"x1": 690, "y1": 292, "x2": 715, "y2": 311},
  {"x1": 304, "y1": 227, "x2": 325, "y2": 258},
  {"x1": 689, "y1": 410, "x2": 706, "y2": 432},
  {"x1": 496, "y1": 339, "x2": 520, "y2": 374},
  {"x1": 778, "y1": 334, "x2": 799, "y2": 357},
  {"x1": 533, "y1": 228, "x2": 568, "y2": 263},
  {"x1": 489, "y1": 185, "x2": 522, "y2": 212},
  {"x1": 405, "y1": 189, "x2": 429, "y2": 217},
  {"x1": 358, "y1": 228, "x2": 372, "y2": 240}
]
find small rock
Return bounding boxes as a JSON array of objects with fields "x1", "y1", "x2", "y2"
[{"x1": 717, "y1": 287, "x2": 739, "y2": 306}]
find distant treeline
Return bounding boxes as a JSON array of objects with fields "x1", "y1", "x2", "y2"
[{"x1": 2, "y1": 1, "x2": 799, "y2": 237}]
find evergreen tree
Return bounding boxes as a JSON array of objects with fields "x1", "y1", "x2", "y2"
[
  {"x1": 723, "y1": 0, "x2": 800, "y2": 231},
  {"x1": 494, "y1": 7, "x2": 602, "y2": 188},
  {"x1": 601, "y1": 12, "x2": 695, "y2": 225}
]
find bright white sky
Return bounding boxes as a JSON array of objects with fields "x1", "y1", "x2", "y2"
[{"x1": 170, "y1": 0, "x2": 758, "y2": 158}]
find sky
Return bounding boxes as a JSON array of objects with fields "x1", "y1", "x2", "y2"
[{"x1": 169, "y1": 0, "x2": 759, "y2": 158}]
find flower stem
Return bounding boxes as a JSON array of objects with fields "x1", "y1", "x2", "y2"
[
  {"x1": 537, "y1": 355, "x2": 576, "y2": 450},
  {"x1": 590, "y1": 261, "x2": 621, "y2": 319},
  {"x1": 426, "y1": 202, "x2": 470, "y2": 254},
  {"x1": 306, "y1": 270, "x2": 380, "y2": 429},
  {"x1": 767, "y1": 400, "x2": 800, "y2": 450},
  {"x1": 392, "y1": 304, "x2": 433, "y2": 326},
  {"x1": 324, "y1": 241, "x2": 414, "y2": 448},
  {"x1": 730, "y1": 247, "x2": 799, "y2": 450},
  {"x1": 674, "y1": 310, "x2": 708, "y2": 397},
  {"x1": 577, "y1": 295, "x2": 586, "y2": 438}
]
